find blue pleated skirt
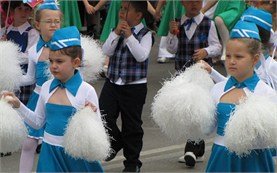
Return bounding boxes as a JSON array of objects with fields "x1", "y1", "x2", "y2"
[
  {"x1": 37, "y1": 142, "x2": 104, "y2": 172},
  {"x1": 206, "y1": 144, "x2": 274, "y2": 172}
]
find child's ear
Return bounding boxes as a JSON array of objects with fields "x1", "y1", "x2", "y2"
[
  {"x1": 136, "y1": 12, "x2": 143, "y2": 21},
  {"x1": 34, "y1": 21, "x2": 40, "y2": 31},
  {"x1": 253, "y1": 53, "x2": 260, "y2": 66},
  {"x1": 72, "y1": 57, "x2": 81, "y2": 68}
]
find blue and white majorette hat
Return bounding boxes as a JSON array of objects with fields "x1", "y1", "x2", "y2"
[
  {"x1": 49, "y1": 26, "x2": 81, "y2": 51},
  {"x1": 241, "y1": 7, "x2": 272, "y2": 31},
  {"x1": 37, "y1": 0, "x2": 59, "y2": 10},
  {"x1": 230, "y1": 20, "x2": 261, "y2": 41}
]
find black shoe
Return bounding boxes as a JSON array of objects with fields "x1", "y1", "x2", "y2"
[
  {"x1": 185, "y1": 140, "x2": 205, "y2": 158},
  {"x1": 0, "y1": 152, "x2": 11, "y2": 157},
  {"x1": 104, "y1": 149, "x2": 117, "y2": 162},
  {"x1": 36, "y1": 144, "x2": 42, "y2": 154},
  {"x1": 184, "y1": 152, "x2": 196, "y2": 167},
  {"x1": 122, "y1": 166, "x2": 140, "y2": 172},
  {"x1": 99, "y1": 71, "x2": 106, "y2": 78}
]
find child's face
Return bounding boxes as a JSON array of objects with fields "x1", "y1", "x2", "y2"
[
  {"x1": 256, "y1": 0, "x2": 276, "y2": 14},
  {"x1": 225, "y1": 39, "x2": 259, "y2": 81},
  {"x1": 13, "y1": 4, "x2": 32, "y2": 25},
  {"x1": 35, "y1": 9, "x2": 61, "y2": 42},
  {"x1": 119, "y1": 2, "x2": 142, "y2": 26},
  {"x1": 49, "y1": 51, "x2": 81, "y2": 83},
  {"x1": 181, "y1": 0, "x2": 202, "y2": 18}
]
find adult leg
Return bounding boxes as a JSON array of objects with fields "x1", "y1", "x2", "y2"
[
  {"x1": 215, "y1": 16, "x2": 229, "y2": 61},
  {"x1": 157, "y1": 36, "x2": 175, "y2": 63}
]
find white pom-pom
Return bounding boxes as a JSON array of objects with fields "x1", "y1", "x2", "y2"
[
  {"x1": 0, "y1": 41, "x2": 22, "y2": 91},
  {"x1": 177, "y1": 63, "x2": 214, "y2": 91},
  {"x1": 151, "y1": 82, "x2": 216, "y2": 142},
  {"x1": 0, "y1": 99, "x2": 27, "y2": 153},
  {"x1": 79, "y1": 35, "x2": 105, "y2": 83},
  {"x1": 63, "y1": 107, "x2": 110, "y2": 161},
  {"x1": 225, "y1": 95, "x2": 277, "y2": 156}
]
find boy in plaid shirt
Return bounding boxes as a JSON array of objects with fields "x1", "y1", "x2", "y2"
[{"x1": 100, "y1": 1, "x2": 152, "y2": 172}]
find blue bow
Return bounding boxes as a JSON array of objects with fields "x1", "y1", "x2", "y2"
[
  {"x1": 49, "y1": 70, "x2": 82, "y2": 96},
  {"x1": 184, "y1": 18, "x2": 195, "y2": 31},
  {"x1": 224, "y1": 73, "x2": 260, "y2": 92}
]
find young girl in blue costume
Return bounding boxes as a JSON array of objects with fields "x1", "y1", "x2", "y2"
[
  {"x1": 17, "y1": 1, "x2": 63, "y2": 172},
  {"x1": 206, "y1": 7, "x2": 277, "y2": 92},
  {"x1": 2, "y1": 26, "x2": 104, "y2": 172},
  {"x1": 206, "y1": 20, "x2": 276, "y2": 172}
]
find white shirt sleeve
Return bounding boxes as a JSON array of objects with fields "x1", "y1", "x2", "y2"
[
  {"x1": 85, "y1": 86, "x2": 102, "y2": 122},
  {"x1": 102, "y1": 31, "x2": 121, "y2": 57},
  {"x1": 166, "y1": 32, "x2": 179, "y2": 54},
  {"x1": 19, "y1": 46, "x2": 42, "y2": 86},
  {"x1": 210, "y1": 68, "x2": 227, "y2": 83},
  {"x1": 18, "y1": 29, "x2": 40, "y2": 65},
  {"x1": 19, "y1": 56, "x2": 36, "y2": 86},
  {"x1": 125, "y1": 31, "x2": 152, "y2": 62},
  {"x1": 102, "y1": 31, "x2": 152, "y2": 62},
  {"x1": 204, "y1": 21, "x2": 222, "y2": 58},
  {"x1": 16, "y1": 84, "x2": 47, "y2": 129},
  {"x1": 27, "y1": 29, "x2": 39, "y2": 50}
]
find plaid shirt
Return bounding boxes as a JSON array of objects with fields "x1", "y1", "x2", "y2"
[
  {"x1": 107, "y1": 27, "x2": 150, "y2": 83},
  {"x1": 175, "y1": 16, "x2": 211, "y2": 71}
]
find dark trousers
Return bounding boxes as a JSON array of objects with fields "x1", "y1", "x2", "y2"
[{"x1": 99, "y1": 79, "x2": 147, "y2": 168}]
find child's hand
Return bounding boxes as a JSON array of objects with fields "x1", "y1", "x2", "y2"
[
  {"x1": 119, "y1": 20, "x2": 132, "y2": 38},
  {"x1": 0, "y1": 34, "x2": 7, "y2": 41},
  {"x1": 154, "y1": 10, "x2": 162, "y2": 21},
  {"x1": 199, "y1": 60, "x2": 212, "y2": 74},
  {"x1": 84, "y1": 3, "x2": 96, "y2": 14},
  {"x1": 193, "y1": 49, "x2": 208, "y2": 61},
  {"x1": 0, "y1": 91, "x2": 20, "y2": 108},
  {"x1": 85, "y1": 101, "x2": 97, "y2": 112},
  {"x1": 169, "y1": 21, "x2": 179, "y2": 35},
  {"x1": 114, "y1": 20, "x2": 125, "y2": 35}
]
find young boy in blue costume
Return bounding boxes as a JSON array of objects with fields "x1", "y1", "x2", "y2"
[
  {"x1": 1, "y1": 1, "x2": 39, "y2": 105},
  {"x1": 2, "y1": 26, "x2": 104, "y2": 172},
  {"x1": 166, "y1": 0, "x2": 222, "y2": 167},
  {"x1": 100, "y1": 1, "x2": 152, "y2": 172},
  {"x1": 206, "y1": 20, "x2": 276, "y2": 172},
  {"x1": 17, "y1": 0, "x2": 64, "y2": 172}
]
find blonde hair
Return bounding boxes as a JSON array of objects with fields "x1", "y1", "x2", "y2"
[
  {"x1": 34, "y1": 8, "x2": 63, "y2": 22},
  {"x1": 234, "y1": 38, "x2": 262, "y2": 57}
]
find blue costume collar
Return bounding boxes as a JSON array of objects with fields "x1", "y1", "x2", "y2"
[
  {"x1": 37, "y1": 36, "x2": 50, "y2": 52},
  {"x1": 49, "y1": 70, "x2": 82, "y2": 96},
  {"x1": 224, "y1": 73, "x2": 260, "y2": 92}
]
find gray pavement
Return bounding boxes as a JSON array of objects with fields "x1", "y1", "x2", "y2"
[{"x1": 1, "y1": 36, "x2": 276, "y2": 172}]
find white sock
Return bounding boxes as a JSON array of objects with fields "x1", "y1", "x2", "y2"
[{"x1": 19, "y1": 138, "x2": 38, "y2": 173}]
